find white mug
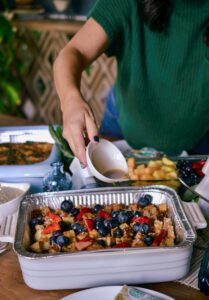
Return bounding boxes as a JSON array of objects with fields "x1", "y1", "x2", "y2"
[{"x1": 85, "y1": 139, "x2": 128, "y2": 183}]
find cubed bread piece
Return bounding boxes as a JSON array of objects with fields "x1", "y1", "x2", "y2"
[
  {"x1": 76, "y1": 232, "x2": 89, "y2": 240},
  {"x1": 63, "y1": 230, "x2": 76, "y2": 239},
  {"x1": 30, "y1": 241, "x2": 42, "y2": 253},
  {"x1": 143, "y1": 204, "x2": 159, "y2": 219},
  {"x1": 158, "y1": 203, "x2": 168, "y2": 213},
  {"x1": 154, "y1": 220, "x2": 163, "y2": 235},
  {"x1": 163, "y1": 218, "x2": 175, "y2": 239},
  {"x1": 127, "y1": 157, "x2": 136, "y2": 169},
  {"x1": 89, "y1": 229, "x2": 99, "y2": 239},
  {"x1": 62, "y1": 215, "x2": 75, "y2": 224}
]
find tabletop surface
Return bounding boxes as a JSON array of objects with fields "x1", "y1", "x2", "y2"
[{"x1": 0, "y1": 114, "x2": 208, "y2": 300}]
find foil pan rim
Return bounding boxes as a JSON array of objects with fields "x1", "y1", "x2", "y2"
[{"x1": 14, "y1": 185, "x2": 196, "y2": 260}]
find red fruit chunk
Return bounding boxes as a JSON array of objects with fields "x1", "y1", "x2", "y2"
[
  {"x1": 42, "y1": 223, "x2": 61, "y2": 234},
  {"x1": 97, "y1": 210, "x2": 111, "y2": 219},
  {"x1": 80, "y1": 236, "x2": 93, "y2": 242},
  {"x1": 133, "y1": 216, "x2": 151, "y2": 224},
  {"x1": 46, "y1": 212, "x2": 62, "y2": 223},
  {"x1": 192, "y1": 162, "x2": 201, "y2": 170},
  {"x1": 199, "y1": 160, "x2": 206, "y2": 166},
  {"x1": 76, "y1": 207, "x2": 92, "y2": 221},
  {"x1": 84, "y1": 218, "x2": 95, "y2": 231},
  {"x1": 75, "y1": 240, "x2": 93, "y2": 251},
  {"x1": 196, "y1": 169, "x2": 205, "y2": 177},
  {"x1": 113, "y1": 242, "x2": 130, "y2": 248},
  {"x1": 153, "y1": 229, "x2": 167, "y2": 246}
]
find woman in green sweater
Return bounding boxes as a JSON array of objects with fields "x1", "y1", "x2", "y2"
[{"x1": 54, "y1": 0, "x2": 209, "y2": 166}]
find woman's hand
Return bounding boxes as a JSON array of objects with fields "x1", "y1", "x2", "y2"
[
  {"x1": 62, "y1": 91, "x2": 99, "y2": 166},
  {"x1": 53, "y1": 17, "x2": 109, "y2": 166}
]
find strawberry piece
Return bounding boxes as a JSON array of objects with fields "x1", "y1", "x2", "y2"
[
  {"x1": 195, "y1": 169, "x2": 205, "y2": 177},
  {"x1": 84, "y1": 218, "x2": 95, "y2": 231},
  {"x1": 80, "y1": 236, "x2": 93, "y2": 242},
  {"x1": 75, "y1": 240, "x2": 93, "y2": 251},
  {"x1": 113, "y1": 242, "x2": 130, "y2": 248},
  {"x1": 192, "y1": 162, "x2": 201, "y2": 170},
  {"x1": 42, "y1": 223, "x2": 61, "y2": 234},
  {"x1": 76, "y1": 207, "x2": 92, "y2": 221},
  {"x1": 46, "y1": 212, "x2": 62, "y2": 223},
  {"x1": 153, "y1": 229, "x2": 167, "y2": 246},
  {"x1": 133, "y1": 216, "x2": 151, "y2": 224},
  {"x1": 97, "y1": 210, "x2": 111, "y2": 220}
]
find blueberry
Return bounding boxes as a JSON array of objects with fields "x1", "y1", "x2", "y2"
[
  {"x1": 126, "y1": 211, "x2": 134, "y2": 222},
  {"x1": 59, "y1": 221, "x2": 71, "y2": 232},
  {"x1": 61, "y1": 200, "x2": 73, "y2": 213},
  {"x1": 112, "y1": 210, "x2": 120, "y2": 219},
  {"x1": 97, "y1": 239, "x2": 106, "y2": 247},
  {"x1": 104, "y1": 219, "x2": 119, "y2": 230},
  {"x1": 118, "y1": 211, "x2": 129, "y2": 224},
  {"x1": 134, "y1": 211, "x2": 142, "y2": 217},
  {"x1": 95, "y1": 216, "x2": 104, "y2": 222},
  {"x1": 49, "y1": 236, "x2": 57, "y2": 246},
  {"x1": 137, "y1": 194, "x2": 152, "y2": 208},
  {"x1": 177, "y1": 160, "x2": 190, "y2": 169},
  {"x1": 94, "y1": 217, "x2": 104, "y2": 230},
  {"x1": 138, "y1": 223, "x2": 150, "y2": 234},
  {"x1": 133, "y1": 223, "x2": 141, "y2": 233},
  {"x1": 97, "y1": 225, "x2": 108, "y2": 237},
  {"x1": 30, "y1": 216, "x2": 44, "y2": 230},
  {"x1": 56, "y1": 235, "x2": 70, "y2": 247},
  {"x1": 71, "y1": 207, "x2": 79, "y2": 217},
  {"x1": 143, "y1": 235, "x2": 154, "y2": 246},
  {"x1": 71, "y1": 223, "x2": 86, "y2": 234},
  {"x1": 113, "y1": 227, "x2": 123, "y2": 238},
  {"x1": 92, "y1": 204, "x2": 103, "y2": 214},
  {"x1": 53, "y1": 231, "x2": 62, "y2": 237}
]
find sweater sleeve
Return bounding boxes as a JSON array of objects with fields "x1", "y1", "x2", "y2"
[{"x1": 88, "y1": 0, "x2": 133, "y2": 57}]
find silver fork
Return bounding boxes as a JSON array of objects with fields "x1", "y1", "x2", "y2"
[
  {"x1": 178, "y1": 176, "x2": 209, "y2": 204},
  {"x1": 0, "y1": 212, "x2": 18, "y2": 244}
]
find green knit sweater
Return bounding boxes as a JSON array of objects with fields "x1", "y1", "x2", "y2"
[{"x1": 89, "y1": 0, "x2": 209, "y2": 155}]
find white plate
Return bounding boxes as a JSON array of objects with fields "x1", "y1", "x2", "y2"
[{"x1": 61, "y1": 286, "x2": 174, "y2": 300}]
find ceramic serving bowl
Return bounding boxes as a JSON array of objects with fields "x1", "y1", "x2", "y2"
[{"x1": 0, "y1": 182, "x2": 30, "y2": 224}]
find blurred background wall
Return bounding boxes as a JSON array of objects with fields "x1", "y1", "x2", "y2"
[{"x1": 0, "y1": 0, "x2": 116, "y2": 125}]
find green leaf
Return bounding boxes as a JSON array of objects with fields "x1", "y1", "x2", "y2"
[
  {"x1": 85, "y1": 66, "x2": 92, "y2": 76},
  {"x1": 0, "y1": 16, "x2": 13, "y2": 42},
  {"x1": 0, "y1": 99, "x2": 9, "y2": 113},
  {"x1": 0, "y1": 81, "x2": 21, "y2": 107},
  {"x1": 48, "y1": 125, "x2": 74, "y2": 161}
]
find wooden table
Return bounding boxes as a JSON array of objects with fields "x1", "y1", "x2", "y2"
[{"x1": 0, "y1": 114, "x2": 208, "y2": 300}]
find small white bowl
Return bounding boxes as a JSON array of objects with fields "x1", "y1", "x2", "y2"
[
  {"x1": 0, "y1": 182, "x2": 30, "y2": 224},
  {"x1": 86, "y1": 139, "x2": 128, "y2": 183}
]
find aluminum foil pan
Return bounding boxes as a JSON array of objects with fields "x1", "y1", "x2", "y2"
[{"x1": 14, "y1": 185, "x2": 196, "y2": 259}]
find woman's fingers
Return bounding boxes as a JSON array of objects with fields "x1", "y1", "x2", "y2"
[
  {"x1": 72, "y1": 129, "x2": 87, "y2": 166},
  {"x1": 63, "y1": 124, "x2": 87, "y2": 166},
  {"x1": 62, "y1": 102, "x2": 99, "y2": 166},
  {"x1": 85, "y1": 112, "x2": 99, "y2": 143}
]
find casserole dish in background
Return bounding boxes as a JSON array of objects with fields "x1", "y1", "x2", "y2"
[
  {"x1": 0, "y1": 126, "x2": 59, "y2": 193},
  {"x1": 0, "y1": 186, "x2": 206, "y2": 290}
]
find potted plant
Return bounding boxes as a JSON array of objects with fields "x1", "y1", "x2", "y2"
[{"x1": 0, "y1": 15, "x2": 26, "y2": 115}]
